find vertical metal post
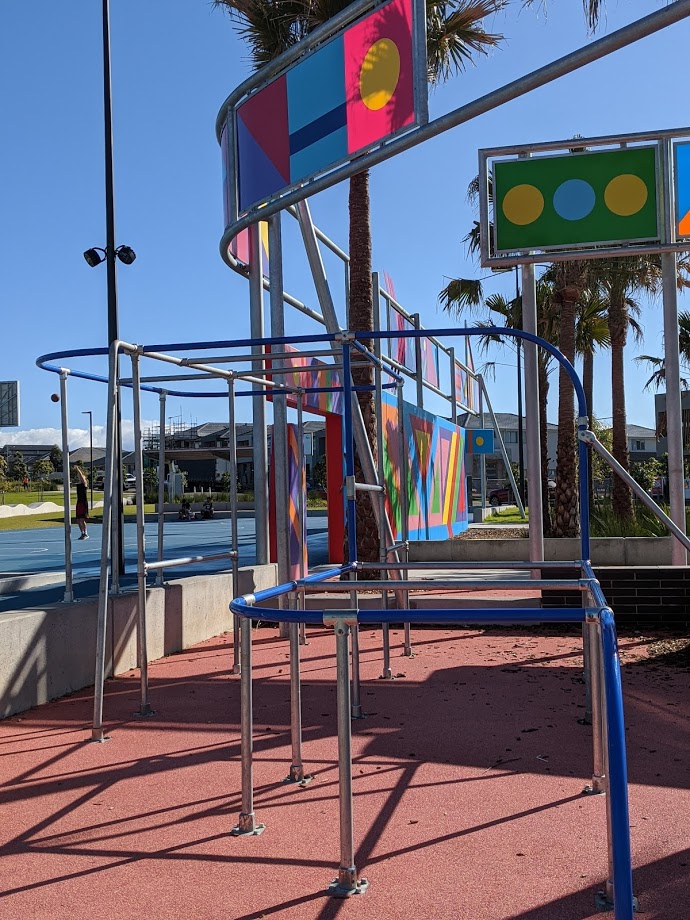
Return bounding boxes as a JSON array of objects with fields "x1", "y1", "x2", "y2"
[
  {"x1": 285, "y1": 392, "x2": 311, "y2": 783},
  {"x1": 59, "y1": 371, "x2": 73, "y2": 604},
  {"x1": 249, "y1": 221, "x2": 268, "y2": 564},
  {"x1": 231, "y1": 613, "x2": 265, "y2": 837},
  {"x1": 92, "y1": 341, "x2": 119, "y2": 742},
  {"x1": 661, "y1": 139, "x2": 687, "y2": 565},
  {"x1": 296, "y1": 393, "x2": 308, "y2": 646},
  {"x1": 521, "y1": 266, "x2": 545, "y2": 567},
  {"x1": 102, "y1": 0, "x2": 125, "y2": 585},
  {"x1": 413, "y1": 314, "x2": 424, "y2": 408},
  {"x1": 131, "y1": 354, "x2": 153, "y2": 718},
  {"x1": 583, "y1": 614, "x2": 605, "y2": 794},
  {"x1": 155, "y1": 391, "x2": 166, "y2": 587},
  {"x1": 328, "y1": 619, "x2": 368, "y2": 898},
  {"x1": 228, "y1": 378, "x2": 241, "y2": 674},
  {"x1": 449, "y1": 347, "x2": 457, "y2": 425},
  {"x1": 268, "y1": 214, "x2": 291, "y2": 642},
  {"x1": 479, "y1": 378, "x2": 487, "y2": 511},
  {"x1": 397, "y1": 381, "x2": 412, "y2": 656},
  {"x1": 598, "y1": 610, "x2": 636, "y2": 916},
  {"x1": 349, "y1": 589, "x2": 364, "y2": 719},
  {"x1": 373, "y1": 275, "x2": 392, "y2": 679}
]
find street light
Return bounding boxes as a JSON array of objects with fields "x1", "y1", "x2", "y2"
[
  {"x1": 83, "y1": 245, "x2": 137, "y2": 268},
  {"x1": 82, "y1": 411, "x2": 94, "y2": 508}
]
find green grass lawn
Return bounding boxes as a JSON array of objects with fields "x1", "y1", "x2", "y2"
[
  {"x1": 0, "y1": 490, "x2": 105, "y2": 505},
  {"x1": 484, "y1": 507, "x2": 529, "y2": 524},
  {"x1": 0, "y1": 503, "x2": 155, "y2": 532}
]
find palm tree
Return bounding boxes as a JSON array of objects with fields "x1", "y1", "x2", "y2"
[
  {"x1": 214, "y1": 0, "x2": 506, "y2": 563},
  {"x1": 441, "y1": 275, "x2": 558, "y2": 534},
  {"x1": 589, "y1": 256, "x2": 663, "y2": 520},
  {"x1": 574, "y1": 289, "x2": 611, "y2": 510},
  {"x1": 637, "y1": 310, "x2": 690, "y2": 391}
]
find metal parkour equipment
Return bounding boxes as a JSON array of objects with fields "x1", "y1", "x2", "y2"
[
  {"x1": 227, "y1": 324, "x2": 690, "y2": 914},
  {"x1": 214, "y1": 2, "x2": 690, "y2": 916}
]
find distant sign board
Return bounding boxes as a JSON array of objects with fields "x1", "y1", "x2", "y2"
[
  {"x1": 493, "y1": 146, "x2": 659, "y2": 254},
  {"x1": 222, "y1": 0, "x2": 427, "y2": 217},
  {"x1": 0, "y1": 381, "x2": 19, "y2": 427},
  {"x1": 675, "y1": 142, "x2": 690, "y2": 238}
]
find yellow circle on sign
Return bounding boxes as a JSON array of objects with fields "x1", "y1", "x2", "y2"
[
  {"x1": 360, "y1": 39, "x2": 400, "y2": 111},
  {"x1": 476, "y1": 436, "x2": 484, "y2": 446},
  {"x1": 604, "y1": 174, "x2": 648, "y2": 216},
  {"x1": 502, "y1": 184, "x2": 544, "y2": 226}
]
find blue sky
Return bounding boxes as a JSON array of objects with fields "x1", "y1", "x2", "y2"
[{"x1": 1, "y1": 0, "x2": 687, "y2": 449}]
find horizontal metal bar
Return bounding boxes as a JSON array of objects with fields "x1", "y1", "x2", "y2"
[
  {"x1": 355, "y1": 482, "x2": 385, "y2": 494},
  {"x1": 487, "y1": 240, "x2": 690, "y2": 267},
  {"x1": 385, "y1": 542, "x2": 408, "y2": 554},
  {"x1": 479, "y1": 124, "x2": 690, "y2": 160},
  {"x1": 357, "y1": 560, "x2": 583, "y2": 570},
  {"x1": 302, "y1": 579, "x2": 588, "y2": 592},
  {"x1": 250, "y1": 362, "x2": 344, "y2": 376},
  {"x1": 230, "y1": 605, "x2": 587, "y2": 625},
  {"x1": 145, "y1": 550, "x2": 238, "y2": 572}
]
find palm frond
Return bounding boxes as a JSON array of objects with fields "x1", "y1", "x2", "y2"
[
  {"x1": 439, "y1": 276, "x2": 484, "y2": 313},
  {"x1": 426, "y1": 0, "x2": 506, "y2": 84}
]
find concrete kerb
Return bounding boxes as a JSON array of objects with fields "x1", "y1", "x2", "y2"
[
  {"x1": 409, "y1": 537, "x2": 676, "y2": 566},
  {"x1": 0, "y1": 563, "x2": 277, "y2": 720}
]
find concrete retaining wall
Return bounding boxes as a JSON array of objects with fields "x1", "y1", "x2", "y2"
[
  {"x1": 0, "y1": 564, "x2": 277, "y2": 720},
  {"x1": 409, "y1": 537, "x2": 674, "y2": 566}
]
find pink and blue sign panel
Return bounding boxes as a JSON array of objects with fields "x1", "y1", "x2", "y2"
[
  {"x1": 233, "y1": 0, "x2": 421, "y2": 213},
  {"x1": 676, "y1": 142, "x2": 690, "y2": 238},
  {"x1": 381, "y1": 393, "x2": 468, "y2": 541}
]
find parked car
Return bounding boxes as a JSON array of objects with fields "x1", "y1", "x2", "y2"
[
  {"x1": 488, "y1": 480, "x2": 555, "y2": 506},
  {"x1": 123, "y1": 474, "x2": 136, "y2": 490}
]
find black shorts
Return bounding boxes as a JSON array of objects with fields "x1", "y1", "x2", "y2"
[{"x1": 76, "y1": 501, "x2": 89, "y2": 519}]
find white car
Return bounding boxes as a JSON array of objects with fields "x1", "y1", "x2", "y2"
[{"x1": 123, "y1": 474, "x2": 136, "y2": 490}]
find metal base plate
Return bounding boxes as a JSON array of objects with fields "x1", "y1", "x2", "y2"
[
  {"x1": 594, "y1": 892, "x2": 639, "y2": 912},
  {"x1": 230, "y1": 823, "x2": 266, "y2": 837},
  {"x1": 328, "y1": 877, "x2": 369, "y2": 898},
  {"x1": 133, "y1": 706, "x2": 156, "y2": 719},
  {"x1": 283, "y1": 772, "x2": 314, "y2": 787},
  {"x1": 90, "y1": 731, "x2": 112, "y2": 744},
  {"x1": 582, "y1": 781, "x2": 605, "y2": 796}
]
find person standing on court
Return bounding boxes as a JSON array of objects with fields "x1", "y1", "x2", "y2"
[{"x1": 75, "y1": 467, "x2": 90, "y2": 540}]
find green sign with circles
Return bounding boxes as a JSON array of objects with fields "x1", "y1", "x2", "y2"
[{"x1": 493, "y1": 146, "x2": 659, "y2": 254}]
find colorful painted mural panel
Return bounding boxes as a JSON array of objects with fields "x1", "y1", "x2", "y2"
[
  {"x1": 381, "y1": 393, "x2": 468, "y2": 540},
  {"x1": 267, "y1": 344, "x2": 343, "y2": 416}
]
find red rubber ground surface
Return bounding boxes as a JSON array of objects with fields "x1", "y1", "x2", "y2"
[{"x1": 1, "y1": 627, "x2": 689, "y2": 919}]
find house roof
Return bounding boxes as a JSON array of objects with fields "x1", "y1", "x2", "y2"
[
  {"x1": 626, "y1": 424, "x2": 656, "y2": 438},
  {"x1": 463, "y1": 412, "x2": 558, "y2": 431},
  {"x1": 69, "y1": 447, "x2": 107, "y2": 464}
]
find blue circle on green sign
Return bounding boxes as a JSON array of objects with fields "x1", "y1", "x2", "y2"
[{"x1": 553, "y1": 179, "x2": 596, "y2": 221}]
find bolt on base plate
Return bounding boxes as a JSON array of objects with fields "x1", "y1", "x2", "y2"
[
  {"x1": 583, "y1": 776, "x2": 606, "y2": 795},
  {"x1": 283, "y1": 766, "x2": 314, "y2": 786},
  {"x1": 594, "y1": 891, "x2": 639, "y2": 912},
  {"x1": 230, "y1": 814, "x2": 266, "y2": 837},
  {"x1": 328, "y1": 873, "x2": 369, "y2": 898},
  {"x1": 90, "y1": 729, "x2": 112, "y2": 744},
  {"x1": 133, "y1": 706, "x2": 156, "y2": 719},
  {"x1": 379, "y1": 669, "x2": 394, "y2": 680}
]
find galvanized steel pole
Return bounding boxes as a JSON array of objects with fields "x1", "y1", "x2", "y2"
[
  {"x1": 131, "y1": 355, "x2": 152, "y2": 717},
  {"x1": 59, "y1": 371, "x2": 73, "y2": 604},
  {"x1": 249, "y1": 223, "x2": 269, "y2": 563},
  {"x1": 521, "y1": 263, "x2": 545, "y2": 567},
  {"x1": 156, "y1": 391, "x2": 166, "y2": 587}
]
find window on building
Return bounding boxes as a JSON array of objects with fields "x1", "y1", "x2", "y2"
[
  {"x1": 503, "y1": 430, "x2": 518, "y2": 444},
  {"x1": 634, "y1": 440, "x2": 646, "y2": 451}
]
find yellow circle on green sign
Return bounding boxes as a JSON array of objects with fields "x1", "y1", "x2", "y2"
[
  {"x1": 502, "y1": 184, "x2": 544, "y2": 226},
  {"x1": 604, "y1": 174, "x2": 648, "y2": 217},
  {"x1": 476, "y1": 436, "x2": 484, "y2": 446},
  {"x1": 360, "y1": 39, "x2": 400, "y2": 111}
]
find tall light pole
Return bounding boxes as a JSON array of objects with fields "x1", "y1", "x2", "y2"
[
  {"x1": 82, "y1": 411, "x2": 94, "y2": 508},
  {"x1": 82, "y1": 1, "x2": 136, "y2": 578}
]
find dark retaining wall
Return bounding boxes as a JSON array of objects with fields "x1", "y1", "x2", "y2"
[{"x1": 543, "y1": 567, "x2": 690, "y2": 628}]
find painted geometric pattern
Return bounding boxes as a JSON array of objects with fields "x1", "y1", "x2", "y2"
[
  {"x1": 235, "y1": 0, "x2": 416, "y2": 212},
  {"x1": 267, "y1": 345, "x2": 343, "y2": 417},
  {"x1": 381, "y1": 393, "x2": 468, "y2": 541},
  {"x1": 287, "y1": 424, "x2": 308, "y2": 580},
  {"x1": 676, "y1": 142, "x2": 690, "y2": 238},
  {"x1": 390, "y1": 306, "x2": 416, "y2": 372},
  {"x1": 494, "y1": 146, "x2": 659, "y2": 253},
  {"x1": 421, "y1": 337, "x2": 439, "y2": 387}
]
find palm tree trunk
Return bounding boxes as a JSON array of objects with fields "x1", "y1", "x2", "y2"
[
  {"x1": 583, "y1": 349, "x2": 594, "y2": 513},
  {"x1": 554, "y1": 289, "x2": 579, "y2": 537},
  {"x1": 347, "y1": 169, "x2": 379, "y2": 566},
  {"x1": 608, "y1": 298, "x2": 634, "y2": 521},
  {"x1": 538, "y1": 355, "x2": 552, "y2": 536}
]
